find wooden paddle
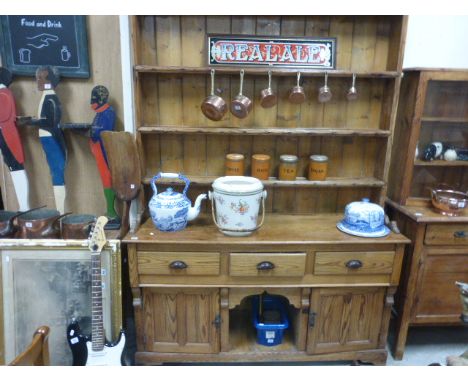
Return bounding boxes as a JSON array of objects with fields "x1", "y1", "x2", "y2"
[{"x1": 101, "y1": 131, "x2": 141, "y2": 237}]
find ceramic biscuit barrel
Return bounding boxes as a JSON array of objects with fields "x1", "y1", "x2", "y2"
[{"x1": 209, "y1": 176, "x2": 267, "y2": 237}]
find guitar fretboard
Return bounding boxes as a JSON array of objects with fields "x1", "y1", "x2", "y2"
[{"x1": 91, "y1": 251, "x2": 105, "y2": 351}]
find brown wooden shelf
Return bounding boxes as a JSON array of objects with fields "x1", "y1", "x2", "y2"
[
  {"x1": 421, "y1": 116, "x2": 468, "y2": 124},
  {"x1": 135, "y1": 65, "x2": 400, "y2": 78},
  {"x1": 142, "y1": 175, "x2": 385, "y2": 188},
  {"x1": 414, "y1": 160, "x2": 468, "y2": 167},
  {"x1": 139, "y1": 125, "x2": 391, "y2": 137}
]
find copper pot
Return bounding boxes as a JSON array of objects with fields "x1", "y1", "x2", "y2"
[
  {"x1": 201, "y1": 69, "x2": 227, "y2": 121},
  {"x1": 61, "y1": 214, "x2": 96, "y2": 239},
  {"x1": 231, "y1": 69, "x2": 252, "y2": 119},
  {"x1": 288, "y1": 72, "x2": 306, "y2": 104},
  {"x1": 260, "y1": 70, "x2": 277, "y2": 108},
  {"x1": 0, "y1": 206, "x2": 46, "y2": 238},
  {"x1": 16, "y1": 209, "x2": 71, "y2": 239},
  {"x1": 318, "y1": 72, "x2": 332, "y2": 103},
  {"x1": 430, "y1": 188, "x2": 468, "y2": 216}
]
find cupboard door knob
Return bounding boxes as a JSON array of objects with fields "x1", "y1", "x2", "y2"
[
  {"x1": 454, "y1": 231, "x2": 466, "y2": 238},
  {"x1": 256, "y1": 261, "x2": 275, "y2": 271},
  {"x1": 169, "y1": 260, "x2": 188, "y2": 270},
  {"x1": 346, "y1": 260, "x2": 363, "y2": 269}
]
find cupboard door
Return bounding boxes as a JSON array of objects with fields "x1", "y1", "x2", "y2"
[
  {"x1": 307, "y1": 287, "x2": 385, "y2": 354},
  {"x1": 143, "y1": 288, "x2": 220, "y2": 353}
]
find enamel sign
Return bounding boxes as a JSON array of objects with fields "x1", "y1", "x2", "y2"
[{"x1": 208, "y1": 35, "x2": 336, "y2": 69}]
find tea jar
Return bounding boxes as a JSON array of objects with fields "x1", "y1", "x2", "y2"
[
  {"x1": 225, "y1": 153, "x2": 245, "y2": 176},
  {"x1": 278, "y1": 154, "x2": 298, "y2": 181},
  {"x1": 308, "y1": 155, "x2": 328, "y2": 181},
  {"x1": 251, "y1": 154, "x2": 271, "y2": 180}
]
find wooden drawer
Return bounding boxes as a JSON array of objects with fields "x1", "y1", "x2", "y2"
[
  {"x1": 137, "y1": 252, "x2": 220, "y2": 276},
  {"x1": 229, "y1": 253, "x2": 306, "y2": 277},
  {"x1": 425, "y1": 224, "x2": 468, "y2": 245},
  {"x1": 314, "y1": 251, "x2": 395, "y2": 275}
]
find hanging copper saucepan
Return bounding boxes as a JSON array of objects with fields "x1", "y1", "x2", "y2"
[
  {"x1": 231, "y1": 69, "x2": 252, "y2": 119},
  {"x1": 260, "y1": 70, "x2": 277, "y2": 108},
  {"x1": 201, "y1": 69, "x2": 227, "y2": 121},
  {"x1": 288, "y1": 72, "x2": 306, "y2": 104},
  {"x1": 318, "y1": 72, "x2": 332, "y2": 103}
]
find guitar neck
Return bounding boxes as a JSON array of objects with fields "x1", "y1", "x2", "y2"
[{"x1": 91, "y1": 250, "x2": 105, "y2": 351}]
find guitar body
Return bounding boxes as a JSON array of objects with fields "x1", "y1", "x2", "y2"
[{"x1": 67, "y1": 320, "x2": 126, "y2": 366}]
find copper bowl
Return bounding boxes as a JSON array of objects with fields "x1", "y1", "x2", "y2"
[{"x1": 430, "y1": 188, "x2": 468, "y2": 216}]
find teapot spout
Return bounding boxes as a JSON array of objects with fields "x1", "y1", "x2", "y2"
[{"x1": 187, "y1": 193, "x2": 207, "y2": 221}]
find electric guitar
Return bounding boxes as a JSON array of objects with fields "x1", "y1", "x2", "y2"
[{"x1": 66, "y1": 216, "x2": 126, "y2": 366}]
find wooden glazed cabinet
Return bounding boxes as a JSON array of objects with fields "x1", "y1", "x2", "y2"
[
  {"x1": 127, "y1": 16, "x2": 409, "y2": 364},
  {"x1": 387, "y1": 69, "x2": 468, "y2": 359}
]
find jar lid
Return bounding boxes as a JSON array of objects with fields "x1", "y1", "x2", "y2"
[
  {"x1": 280, "y1": 154, "x2": 298, "y2": 163},
  {"x1": 226, "y1": 153, "x2": 244, "y2": 161},
  {"x1": 252, "y1": 154, "x2": 271, "y2": 161},
  {"x1": 310, "y1": 154, "x2": 328, "y2": 162},
  {"x1": 212, "y1": 176, "x2": 264, "y2": 195}
]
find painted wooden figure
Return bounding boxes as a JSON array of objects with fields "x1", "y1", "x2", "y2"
[
  {"x1": 89, "y1": 85, "x2": 120, "y2": 228},
  {"x1": 0, "y1": 67, "x2": 30, "y2": 211},
  {"x1": 29, "y1": 66, "x2": 67, "y2": 214}
]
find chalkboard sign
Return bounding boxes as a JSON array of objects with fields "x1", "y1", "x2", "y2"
[{"x1": 0, "y1": 15, "x2": 90, "y2": 78}]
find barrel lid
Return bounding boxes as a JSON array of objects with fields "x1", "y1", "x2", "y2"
[
  {"x1": 252, "y1": 154, "x2": 270, "y2": 161},
  {"x1": 310, "y1": 154, "x2": 328, "y2": 162},
  {"x1": 280, "y1": 154, "x2": 298, "y2": 163},
  {"x1": 226, "y1": 153, "x2": 245, "y2": 161},
  {"x1": 212, "y1": 176, "x2": 264, "y2": 194}
]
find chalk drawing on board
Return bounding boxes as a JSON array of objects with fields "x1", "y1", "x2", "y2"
[
  {"x1": 26, "y1": 33, "x2": 59, "y2": 49},
  {"x1": 61, "y1": 46, "x2": 71, "y2": 62},
  {"x1": 18, "y1": 48, "x2": 31, "y2": 63}
]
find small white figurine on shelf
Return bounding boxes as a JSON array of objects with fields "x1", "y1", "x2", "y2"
[{"x1": 443, "y1": 147, "x2": 458, "y2": 161}]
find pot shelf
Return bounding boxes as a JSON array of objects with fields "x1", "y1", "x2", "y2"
[
  {"x1": 414, "y1": 160, "x2": 468, "y2": 167},
  {"x1": 421, "y1": 116, "x2": 468, "y2": 124},
  {"x1": 143, "y1": 175, "x2": 385, "y2": 188},
  {"x1": 139, "y1": 125, "x2": 391, "y2": 137},
  {"x1": 135, "y1": 65, "x2": 399, "y2": 78}
]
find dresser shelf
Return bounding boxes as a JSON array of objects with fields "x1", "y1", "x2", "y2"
[
  {"x1": 414, "y1": 159, "x2": 468, "y2": 167},
  {"x1": 143, "y1": 175, "x2": 385, "y2": 188},
  {"x1": 139, "y1": 125, "x2": 391, "y2": 137},
  {"x1": 135, "y1": 65, "x2": 400, "y2": 78}
]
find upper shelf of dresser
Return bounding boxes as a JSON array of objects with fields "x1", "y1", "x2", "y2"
[{"x1": 123, "y1": 214, "x2": 409, "y2": 245}]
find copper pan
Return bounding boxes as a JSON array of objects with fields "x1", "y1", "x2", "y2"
[
  {"x1": 201, "y1": 69, "x2": 227, "y2": 121},
  {"x1": 0, "y1": 206, "x2": 46, "y2": 238},
  {"x1": 260, "y1": 70, "x2": 277, "y2": 108},
  {"x1": 17, "y1": 209, "x2": 71, "y2": 239},
  {"x1": 61, "y1": 214, "x2": 96, "y2": 239},
  {"x1": 288, "y1": 72, "x2": 306, "y2": 104},
  {"x1": 231, "y1": 69, "x2": 252, "y2": 119}
]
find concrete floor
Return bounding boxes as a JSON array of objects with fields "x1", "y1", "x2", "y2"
[{"x1": 386, "y1": 323, "x2": 468, "y2": 366}]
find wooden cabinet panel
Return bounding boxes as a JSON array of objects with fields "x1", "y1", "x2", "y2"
[
  {"x1": 307, "y1": 287, "x2": 384, "y2": 354},
  {"x1": 143, "y1": 288, "x2": 220, "y2": 353},
  {"x1": 413, "y1": 255, "x2": 468, "y2": 323},
  {"x1": 425, "y1": 224, "x2": 468, "y2": 246},
  {"x1": 314, "y1": 251, "x2": 395, "y2": 275},
  {"x1": 137, "y1": 251, "x2": 220, "y2": 276},
  {"x1": 229, "y1": 253, "x2": 306, "y2": 277}
]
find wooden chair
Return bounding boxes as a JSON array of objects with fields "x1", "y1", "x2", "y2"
[{"x1": 9, "y1": 326, "x2": 50, "y2": 366}]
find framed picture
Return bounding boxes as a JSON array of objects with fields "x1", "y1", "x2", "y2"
[
  {"x1": 0, "y1": 15, "x2": 90, "y2": 78},
  {"x1": 0, "y1": 239, "x2": 122, "y2": 365}
]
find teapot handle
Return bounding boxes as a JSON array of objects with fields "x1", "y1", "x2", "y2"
[{"x1": 151, "y1": 172, "x2": 191, "y2": 195}]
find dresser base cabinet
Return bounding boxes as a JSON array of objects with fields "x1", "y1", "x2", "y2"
[
  {"x1": 125, "y1": 215, "x2": 408, "y2": 365},
  {"x1": 387, "y1": 200, "x2": 468, "y2": 360}
]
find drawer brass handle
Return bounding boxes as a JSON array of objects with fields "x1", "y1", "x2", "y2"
[
  {"x1": 454, "y1": 231, "x2": 466, "y2": 238},
  {"x1": 346, "y1": 260, "x2": 363, "y2": 269},
  {"x1": 256, "y1": 261, "x2": 275, "y2": 271},
  {"x1": 169, "y1": 260, "x2": 188, "y2": 270}
]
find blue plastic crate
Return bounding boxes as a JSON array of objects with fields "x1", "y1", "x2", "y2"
[{"x1": 252, "y1": 295, "x2": 289, "y2": 346}]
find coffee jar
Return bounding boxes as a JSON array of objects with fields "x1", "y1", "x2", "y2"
[
  {"x1": 225, "y1": 153, "x2": 245, "y2": 176},
  {"x1": 308, "y1": 155, "x2": 328, "y2": 181},
  {"x1": 278, "y1": 155, "x2": 298, "y2": 180},
  {"x1": 251, "y1": 154, "x2": 271, "y2": 180}
]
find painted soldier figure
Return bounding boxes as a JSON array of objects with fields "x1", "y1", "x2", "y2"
[
  {"x1": 89, "y1": 85, "x2": 120, "y2": 227},
  {"x1": 29, "y1": 66, "x2": 67, "y2": 214},
  {"x1": 0, "y1": 67, "x2": 30, "y2": 210}
]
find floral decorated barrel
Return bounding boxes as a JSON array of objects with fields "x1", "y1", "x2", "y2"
[{"x1": 209, "y1": 176, "x2": 267, "y2": 236}]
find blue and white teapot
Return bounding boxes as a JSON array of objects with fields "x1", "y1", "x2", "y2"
[
  {"x1": 149, "y1": 173, "x2": 207, "y2": 232},
  {"x1": 336, "y1": 198, "x2": 390, "y2": 238}
]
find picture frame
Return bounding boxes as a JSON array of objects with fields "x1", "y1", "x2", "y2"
[
  {"x1": 0, "y1": 15, "x2": 90, "y2": 78},
  {"x1": 0, "y1": 239, "x2": 122, "y2": 365}
]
